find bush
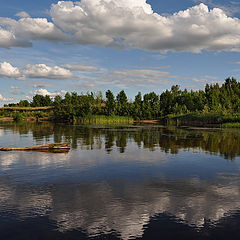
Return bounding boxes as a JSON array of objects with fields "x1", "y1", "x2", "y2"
[{"x1": 13, "y1": 112, "x2": 24, "y2": 121}]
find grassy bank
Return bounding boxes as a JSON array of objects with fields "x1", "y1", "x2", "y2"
[
  {"x1": 2, "y1": 106, "x2": 240, "y2": 128},
  {"x1": 74, "y1": 115, "x2": 134, "y2": 124},
  {"x1": 164, "y1": 113, "x2": 240, "y2": 127},
  {"x1": 0, "y1": 110, "x2": 53, "y2": 122},
  {"x1": 221, "y1": 122, "x2": 240, "y2": 128},
  {"x1": 0, "y1": 107, "x2": 54, "y2": 120},
  {"x1": 0, "y1": 107, "x2": 54, "y2": 112}
]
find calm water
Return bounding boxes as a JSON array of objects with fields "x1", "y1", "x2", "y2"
[{"x1": 1, "y1": 122, "x2": 240, "y2": 239}]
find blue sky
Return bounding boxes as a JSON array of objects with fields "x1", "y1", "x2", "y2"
[{"x1": 0, "y1": 0, "x2": 240, "y2": 104}]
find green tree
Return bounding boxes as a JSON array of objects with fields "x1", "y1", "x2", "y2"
[
  {"x1": 116, "y1": 90, "x2": 128, "y2": 116},
  {"x1": 105, "y1": 90, "x2": 115, "y2": 116},
  {"x1": 19, "y1": 100, "x2": 30, "y2": 107},
  {"x1": 31, "y1": 94, "x2": 53, "y2": 107},
  {"x1": 133, "y1": 92, "x2": 143, "y2": 119},
  {"x1": 142, "y1": 92, "x2": 159, "y2": 119}
]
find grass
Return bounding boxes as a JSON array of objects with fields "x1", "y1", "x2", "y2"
[
  {"x1": 165, "y1": 112, "x2": 240, "y2": 126},
  {"x1": 0, "y1": 111, "x2": 53, "y2": 121},
  {"x1": 75, "y1": 115, "x2": 134, "y2": 123},
  {"x1": 222, "y1": 122, "x2": 240, "y2": 128},
  {"x1": 171, "y1": 113, "x2": 223, "y2": 124},
  {"x1": 0, "y1": 106, "x2": 54, "y2": 111}
]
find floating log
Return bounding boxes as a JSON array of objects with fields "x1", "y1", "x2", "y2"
[{"x1": 0, "y1": 142, "x2": 70, "y2": 152}]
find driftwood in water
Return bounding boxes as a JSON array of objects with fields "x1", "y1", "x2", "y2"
[{"x1": 0, "y1": 142, "x2": 70, "y2": 152}]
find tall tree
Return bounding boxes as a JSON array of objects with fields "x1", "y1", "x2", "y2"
[
  {"x1": 105, "y1": 90, "x2": 115, "y2": 116},
  {"x1": 133, "y1": 92, "x2": 143, "y2": 119},
  {"x1": 116, "y1": 90, "x2": 128, "y2": 116}
]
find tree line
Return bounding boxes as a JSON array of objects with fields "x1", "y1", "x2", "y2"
[{"x1": 5, "y1": 77, "x2": 240, "y2": 120}]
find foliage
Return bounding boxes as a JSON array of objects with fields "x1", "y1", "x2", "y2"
[
  {"x1": 4, "y1": 77, "x2": 240, "y2": 124},
  {"x1": 105, "y1": 90, "x2": 115, "y2": 116},
  {"x1": 75, "y1": 115, "x2": 134, "y2": 124},
  {"x1": 222, "y1": 122, "x2": 240, "y2": 128},
  {"x1": 116, "y1": 90, "x2": 128, "y2": 116},
  {"x1": 12, "y1": 112, "x2": 24, "y2": 121},
  {"x1": 31, "y1": 94, "x2": 53, "y2": 107},
  {"x1": 19, "y1": 100, "x2": 30, "y2": 107}
]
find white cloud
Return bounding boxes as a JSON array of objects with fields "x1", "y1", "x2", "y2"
[
  {"x1": 15, "y1": 18, "x2": 68, "y2": 42},
  {"x1": 71, "y1": 67, "x2": 176, "y2": 91},
  {"x1": 193, "y1": 0, "x2": 240, "y2": 17},
  {"x1": 0, "y1": 62, "x2": 100, "y2": 80},
  {"x1": 96, "y1": 68, "x2": 173, "y2": 88},
  {"x1": 49, "y1": 1, "x2": 240, "y2": 52},
  {"x1": 15, "y1": 11, "x2": 30, "y2": 18},
  {"x1": 33, "y1": 88, "x2": 67, "y2": 97},
  {"x1": 0, "y1": 94, "x2": 13, "y2": 102},
  {"x1": 0, "y1": 17, "x2": 68, "y2": 44},
  {"x1": 74, "y1": 67, "x2": 221, "y2": 91},
  {"x1": 22, "y1": 64, "x2": 74, "y2": 79},
  {"x1": 10, "y1": 86, "x2": 20, "y2": 95},
  {"x1": 32, "y1": 83, "x2": 53, "y2": 88},
  {"x1": 0, "y1": 2, "x2": 240, "y2": 52},
  {"x1": 63, "y1": 63, "x2": 100, "y2": 72},
  {"x1": 0, "y1": 27, "x2": 31, "y2": 48},
  {"x1": 0, "y1": 62, "x2": 21, "y2": 79}
]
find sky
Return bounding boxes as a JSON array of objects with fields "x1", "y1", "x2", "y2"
[{"x1": 1, "y1": 0, "x2": 240, "y2": 104}]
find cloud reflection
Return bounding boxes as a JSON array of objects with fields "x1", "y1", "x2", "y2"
[{"x1": 1, "y1": 177, "x2": 240, "y2": 239}]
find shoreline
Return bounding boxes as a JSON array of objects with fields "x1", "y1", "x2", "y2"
[
  {"x1": 1, "y1": 113, "x2": 240, "y2": 128},
  {"x1": 0, "y1": 117, "x2": 51, "y2": 122},
  {"x1": 0, "y1": 117, "x2": 237, "y2": 129}
]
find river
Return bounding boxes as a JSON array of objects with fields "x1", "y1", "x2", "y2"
[{"x1": 0, "y1": 122, "x2": 240, "y2": 239}]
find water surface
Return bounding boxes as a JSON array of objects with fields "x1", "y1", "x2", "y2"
[{"x1": 1, "y1": 122, "x2": 240, "y2": 239}]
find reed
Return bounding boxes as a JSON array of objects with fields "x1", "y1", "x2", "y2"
[
  {"x1": 75, "y1": 115, "x2": 134, "y2": 123},
  {"x1": 221, "y1": 122, "x2": 240, "y2": 128}
]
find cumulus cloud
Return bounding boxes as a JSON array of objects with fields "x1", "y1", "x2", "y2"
[
  {"x1": 50, "y1": 1, "x2": 240, "y2": 52},
  {"x1": 0, "y1": 27, "x2": 31, "y2": 48},
  {"x1": 15, "y1": 11, "x2": 30, "y2": 18},
  {"x1": 193, "y1": 0, "x2": 240, "y2": 17},
  {"x1": 0, "y1": 62, "x2": 22, "y2": 79},
  {"x1": 0, "y1": 2, "x2": 240, "y2": 52},
  {"x1": 23, "y1": 64, "x2": 74, "y2": 79},
  {"x1": 0, "y1": 62, "x2": 73, "y2": 80},
  {"x1": 0, "y1": 17, "x2": 68, "y2": 42},
  {"x1": 0, "y1": 60, "x2": 217, "y2": 91},
  {"x1": 0, "y1": 62, "x2": 101, "y2": 80},
  {"x1": 33, "y1": 88, "x2": 67, "y2": 97}
]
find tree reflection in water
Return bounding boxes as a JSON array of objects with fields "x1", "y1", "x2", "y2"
[{"x1": 1, "y1": 122, "x2": 240, "y2": 160}]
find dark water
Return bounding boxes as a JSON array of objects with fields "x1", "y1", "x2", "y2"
[{"x1": 1, "y1": 122, "x2": 240, "y2": 239}]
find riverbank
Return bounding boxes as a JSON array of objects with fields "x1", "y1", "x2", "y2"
[
  {"x1": 164, "y1": 113, "x2": 240, "y2": 128},
  {"x1": 2, "y1": 110, "x2": 240, "y2": 128},
  {"x1": 0, "y1": 116, "x2": 52, "y2": 122},
  {"x1": 0, "y1": 116, "x2": 159, "y2": 124},
  {"x1": 0, "y1": 107, "x2": 54, "y2": 122},
  {"x1": 0, "y1": 115, "x2": 134, "y2": 123}
]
